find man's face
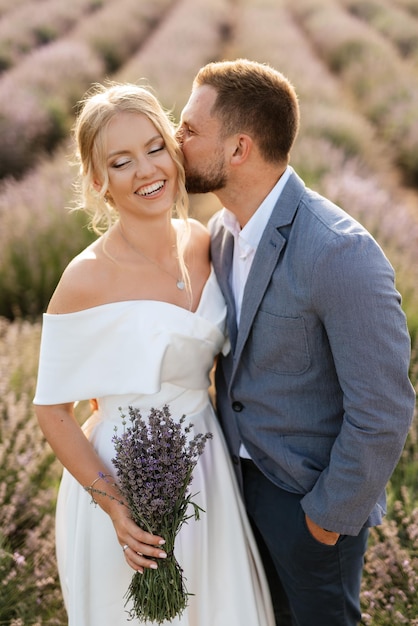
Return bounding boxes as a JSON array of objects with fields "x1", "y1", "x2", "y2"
[{"x1": 177, "y1": 85, "x2": 227, "y2": 194}]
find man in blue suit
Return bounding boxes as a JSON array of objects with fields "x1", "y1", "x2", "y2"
[{"x1": 177, "y1": 59, "x2": 415, "y2": 625}]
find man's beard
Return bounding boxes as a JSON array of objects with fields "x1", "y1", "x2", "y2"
[{"x1": 184, "y1": 155, "x2": 227, "y2": 194}]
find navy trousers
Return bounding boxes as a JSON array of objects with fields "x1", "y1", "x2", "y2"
[{"x1": 242, "y1": 459, "x2": 369, "y2": 626}]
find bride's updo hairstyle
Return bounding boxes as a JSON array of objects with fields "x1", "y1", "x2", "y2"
[{"x1": 73, "y1": 82, "x2": 189, "y2": 236}]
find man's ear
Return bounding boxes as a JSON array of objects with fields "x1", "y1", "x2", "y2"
[{"x1": 230, "y1": 134, "x2": 252, "y2": 165}]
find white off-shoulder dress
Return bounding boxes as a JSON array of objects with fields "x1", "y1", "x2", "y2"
[{"x1": 34, "y1": 269, "x2": 274, "y2": 626}]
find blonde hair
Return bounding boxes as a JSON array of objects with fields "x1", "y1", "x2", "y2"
[{"x1": 72, "y1": 81, "x2": 190, "y2": 290}]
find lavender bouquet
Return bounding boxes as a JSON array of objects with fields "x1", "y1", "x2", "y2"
[{"x1": 111, "y1": 404, "x2": 212, "y2": 624}]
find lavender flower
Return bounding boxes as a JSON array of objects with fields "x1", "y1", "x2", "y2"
[{"x1": 111, "y1": 404, "x2": 212, "y2": 624}]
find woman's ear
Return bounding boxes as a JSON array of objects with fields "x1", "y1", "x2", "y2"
[{"x1": 92, "y1": 179, "x2": 102, "y2": 192}]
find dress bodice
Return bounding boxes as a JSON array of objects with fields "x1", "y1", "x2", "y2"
[{"x1": 34, "y1": 269, "x2": 228, "y2": 406}]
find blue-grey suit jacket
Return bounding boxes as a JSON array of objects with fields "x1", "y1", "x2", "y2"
[{"x1": 209, "y1": 168, "x2": 416, "y2": 536}]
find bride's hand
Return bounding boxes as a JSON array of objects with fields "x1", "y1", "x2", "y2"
[{"x1": 112, "y1": 509, "x2": 167, "y2": 573}]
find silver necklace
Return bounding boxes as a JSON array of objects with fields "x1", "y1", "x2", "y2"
[{"x1": 118, "y1": 222, "x2": 185, "y2": 290}]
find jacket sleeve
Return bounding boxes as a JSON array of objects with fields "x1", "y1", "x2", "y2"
[{"x1": 301, "y1": 229, "x2": 416, "y2": 535}]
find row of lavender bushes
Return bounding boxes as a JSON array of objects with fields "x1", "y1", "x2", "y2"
[
  {"x1": 0, "y1": 0, "x2": 109, "y2": 71},
  {"x1": 0, "y1": 0, "x2": 233, "y2": 320},
  {"x1": 0, "y1": 0, "x2": 176, "y2": 179},
  {"x1": 0, "y1": 0, "x2": 417, "y2": 622},
  {"x1": 2, "y1": 0, "x2": 418, "y2": 185},
  {"x1": 0, "y1": 318, "x2": 67, "y2": 625},
  {"x1": 288, "y1": 0, "x2": 418, "y2": 185}
]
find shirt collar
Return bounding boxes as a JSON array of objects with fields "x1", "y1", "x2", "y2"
[{"x1": 222, "y1": 166, "x2": 291, "y2": 249}]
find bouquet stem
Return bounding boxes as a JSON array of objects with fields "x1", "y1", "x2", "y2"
[
  {"x1": 125, "y1": 531, "x2": 188, "y2": 624},
  {"x1": 125, "y1": 557, "x2": 188, "y2": 623}
]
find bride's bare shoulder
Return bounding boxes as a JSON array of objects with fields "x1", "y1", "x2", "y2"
[
  {"x1": 174, "y1": 217, "x2": 210, "y2": 253},
  {"x1": 47, "y1": 238, "x2": 110, "y2": 314}
]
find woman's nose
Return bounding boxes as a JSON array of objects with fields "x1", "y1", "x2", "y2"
[{"x1": 136, "y1": 156, "x2": 157, "y2": 178}]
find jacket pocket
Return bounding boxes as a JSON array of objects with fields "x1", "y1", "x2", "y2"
[{"x1": 251, "y1": 310, "x2": 310, "y2": 374}]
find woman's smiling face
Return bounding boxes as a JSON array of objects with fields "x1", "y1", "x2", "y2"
[{"x1": 104, "y1": 111, "x2": 178, "y2": 219}]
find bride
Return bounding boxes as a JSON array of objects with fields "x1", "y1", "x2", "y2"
[{"x1": 33, "y1": 82, "x2": 274, "y2": 626}]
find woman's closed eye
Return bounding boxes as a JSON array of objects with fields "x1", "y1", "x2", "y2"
[
  {"x1": 148, "y1": 142, "x2": 165, "y2": 155},
  {"x1": 112, "y1": 158, "x2": 131, "y2": 169}
]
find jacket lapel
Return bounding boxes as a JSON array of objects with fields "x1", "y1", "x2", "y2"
[
  {"x1": 232, "y1": 170, "x2": 306, "y2": 370},
  {"x1": 233, "y1": 227, "x2": 285, "y2": 365}
]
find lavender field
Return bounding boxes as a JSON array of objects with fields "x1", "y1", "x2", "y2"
[{"x1": 0, "y1": 0, "x2": 417, "y2": 623}]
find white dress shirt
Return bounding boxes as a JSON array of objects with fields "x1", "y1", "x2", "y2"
[{"x1": 222, "y1": 166, "x2": 291, "y2": 458}]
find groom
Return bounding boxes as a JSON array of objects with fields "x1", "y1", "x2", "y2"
[{"x1": 176, "y1": 59, "x2": 415, "y2": 625}]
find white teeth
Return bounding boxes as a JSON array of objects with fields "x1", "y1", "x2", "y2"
[{"x1": 137, "y1": 181, "x2": 164, "y2": 196}]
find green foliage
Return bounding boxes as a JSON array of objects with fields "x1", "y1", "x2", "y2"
[
  {"x1": 346, "y1": 0, "x2": 418, "y2": 58},
  {"x1": 362, "y1": 334, "x2": 418, "y2": 625},
  {"x1": 0, "y1": 210, "x2": 94, "y2": 320},
  {"x1": 88, "y1": 0, "x2": 104, "y2": 10},
  {"x1": 301, "y1": 104, "x2": 376, "y2": 160},
  {"x1": 33, "y1": 25, "x2": 58, "y2": 46},
  {"x1": 290, "y1": 0, "x2": 418, "y2": 186},
  {"x1": 396, "y1": 0, "x2": 418, "y2": 18},
  {"x1": 0, "y1": 44, "x2": 12, "y2": 71},
  {"x1": 329, "y1": 37, "x2": 368, "y2": 72},
  {"x1": 42, "y1": 97, "x2": 72, "y2": 153},
  {"x1": 361, "y1": 490, "x2": 418, "y2": 625}
]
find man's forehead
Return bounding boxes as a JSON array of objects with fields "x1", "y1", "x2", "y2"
[{"x1": 182, "y1": 85, "x2": 217, "y2": 123}]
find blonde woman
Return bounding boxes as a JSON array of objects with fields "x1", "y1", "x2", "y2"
[{"x1": 34, "y1": 83, "x2": 274, "y2": 626}]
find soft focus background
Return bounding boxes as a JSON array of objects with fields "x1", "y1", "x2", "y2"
[{"x1": 0, "y1": 0, "x2": 417, "y2": 623}]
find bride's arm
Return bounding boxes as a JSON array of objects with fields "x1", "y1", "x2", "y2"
[{"x1": 35, "y1": 402, "x2": 167, "y2": 573}]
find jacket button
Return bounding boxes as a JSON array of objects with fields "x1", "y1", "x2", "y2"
[
  {"x1": 232, "y1": 401, "x2": 244, "y2": 412},
  {"x1": 232, "y1": 455, "x2": 240, "y2": 465}
]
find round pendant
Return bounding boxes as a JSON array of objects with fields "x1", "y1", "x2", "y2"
[{"x1": 176, "y1": 280, "x2": 185, "y2": 290}]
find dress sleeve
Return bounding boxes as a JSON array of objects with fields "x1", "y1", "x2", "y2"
[
  {"x1": 33, "y1": 306, "x2": 158, "y2": 404},
  {"x1": 33, "y1": 301, "x2": 226, "y2": 405}
]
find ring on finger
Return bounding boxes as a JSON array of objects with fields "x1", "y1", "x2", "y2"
[{"x1": 122, "y1": 544, "x2": 129, "y2": 552}]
